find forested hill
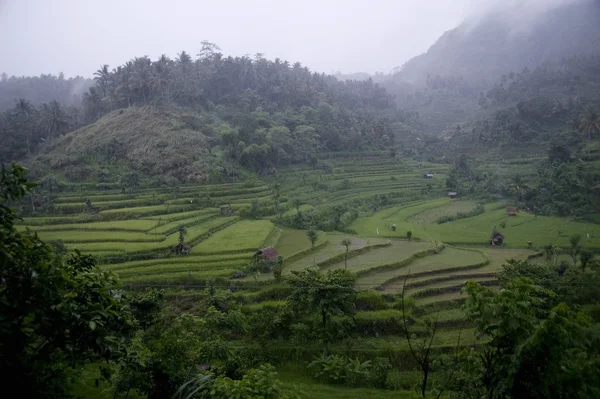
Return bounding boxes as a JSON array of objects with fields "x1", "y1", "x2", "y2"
[
  {"x1": 393, "y1": 0, "x2": 600, "y2": 88},
  {"x1": 2, "y1": 44, "x2": 407, "y2": 182}
]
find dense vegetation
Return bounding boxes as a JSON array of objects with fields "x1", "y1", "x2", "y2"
[
  {"x1": 2, "y1": 4, "x2": 600, "y2": 397},
  {"x1": 3, "y1": 164, "x2": 600, "y2": 398}
]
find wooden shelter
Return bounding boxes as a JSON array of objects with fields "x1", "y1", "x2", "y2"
[
  {"x1": 448, "y1": 192, "x2": 458, "y2": 198},
  {"x1": 254, "y1": 247, "x2": 279, "y2": 261},
  {"x1": 490, "y1": 232, "x2": 504, "y2": 246},
  {"x1": 220, "y1": 204, "x2": 233, "y2": 216},
  {"x1": 173, "y1": 242, "x2": 191, "y2": 255},
  {"x1": 506, "y1": 206, "x2": 518, "y2": 216},
  {"x1": 424, "y1": 173, "x2": 434, "y2": 179}
]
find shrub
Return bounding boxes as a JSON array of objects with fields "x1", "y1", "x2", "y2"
[
  {"x1": 369, "y1": 357, "x2": 392, "y2": 388},
  {"x1": 527, "y1": 241, "x2": 533, "y2": 248},
  {"x1": 385, "y1": 370, "x2": 422, "y2": 391},
  {"x1": 500, "y1": 221, "x2": 507, "y2": 229},
  {"x1": 308, "y1": 355, "x2": 371, "y2": 387},
  {"x1": 355, "y1": 291, "x2": 389, "y2": 311},
  {"x1": 586, "y1": 304, "x2": 600, "y2": 323},
  {"x1": 406, "y1": 231, "x2": 412, "y2": 240}
]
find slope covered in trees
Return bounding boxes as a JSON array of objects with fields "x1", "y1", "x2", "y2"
[{"x1": 20, "y1": 44, "x2": 406, "y2": 182}]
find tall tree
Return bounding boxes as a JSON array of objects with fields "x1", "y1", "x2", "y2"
[
  {"x1": 38, "y1": 100, "x2": 71, "y2": 140},
  {"x1": 306, "y1": 228, "x2": 318, "y2": 266},
  {"x1": 0, "y1": 164, "x2": 131, "y2": 398},
  {"x1": 580, "y1": 106, "x2": 600, "y2": 145},
  {"x1": 286, "y1": 269, "x2": 356, "y2": 355}
]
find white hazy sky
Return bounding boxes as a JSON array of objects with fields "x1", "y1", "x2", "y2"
[{"x1": 0, "y1": 0, "x2": 584, "y2": 77}]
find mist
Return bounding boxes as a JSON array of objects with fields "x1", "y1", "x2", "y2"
[{"x1": 0, "y1": 0, "x2": 595, "y2": 79}]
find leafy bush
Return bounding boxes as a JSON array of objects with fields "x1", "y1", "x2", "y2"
[
  {"x1": 308, "y1": 355, "x2": 392, "y2": 388},
  {"x1": 308, "y1": 355, "x2": 371, "y2": 386},
  {"x1": 385, "y1": 370, "x2": 422, "y2": 391},
  {"x1": 369, "y1": 357, "x2": 392, "y2": 388},
  {"x1": 355, "y1": 291, "x2": 390, "y2": 311},
  {"x1": 211, "y1": 363, "x2": 302, "y2": 399}
]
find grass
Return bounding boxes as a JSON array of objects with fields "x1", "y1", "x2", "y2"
[
  {"x1": 16, "y1": 219, "x2": 158, "y2": 232},
  {"x1": 407, "y1": 199, "x2": 477, "y2": 224},
  {"x1": 357, "y1": 247, "x2": 487, "y2": 290},
  {"x1": 64, "y1": 216, "x2": 237, "y2": 254},
  {"x1": 321, "y1": 239, "x2": 433, "y2": 274},
  {"x1": 28, "y1": 229, "x2": 163, "y2": 243},
  {"x1": 275, "y1": 228, "x2": 328, "y2": 258},
  {"x1": 284, "y1": 235, "x2": 389, "y2": 274},
  {"x1": 191, "y1": 219, "x2": 275, "y2": 254},
  {"x1": 101, "y1": 203, "x2": 192, "y2": 215},
  {"x1": 404, "y1": 276, "x2": 495, "y2": 297},
  {"x1": 351, "y1": 200, "x2": 600, "y2": 248},
  {"x1": 276, "y1": 363, "x2": 412, "y2": 399}
]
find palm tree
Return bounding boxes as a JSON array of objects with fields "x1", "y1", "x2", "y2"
[
  {"x1": 39, "y1": 101, "x2": 71, "y2": 140},
  {"x1": 271, "y1": 182, "x2": 281, "y2": 213},
  {"x1": 568, "y1": 234, "x2": 581, "y2": 266},
  {"x1": 94, "y1": 64, "x2": 111, "y2": 97},
  {"x1": 13, "y1": 98, "x2": 33, "y2": 117},
  {"x1": 152, "y1": 56, "x2": 172, "y2": 99},
  {"x1": 341, "y1": 239, "x2": 352, "y2": 270},
  {"x1": 580, "y1": 107, "x2": 600, "y2": 146},
  {"x1": 306, "y1": 229, "x2": 318, "y2": 266}
]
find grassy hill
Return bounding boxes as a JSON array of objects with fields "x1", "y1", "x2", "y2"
[{"x1": 34, "y1": 106, "x2": 214, "y2": 183}]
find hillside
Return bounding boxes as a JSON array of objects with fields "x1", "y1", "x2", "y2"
[
  {"x1": 376, "y1": 0, "x2": 600, "y2": 135},
  {"x1": 394, "y1": 0, "x2": 600, "y2": 88},
  {"x1": 34, "y1": 106, "x2": 213, "y2": 183},
  {"x1": 19, "y1": 49, "x2": 410, "y2": 183}
]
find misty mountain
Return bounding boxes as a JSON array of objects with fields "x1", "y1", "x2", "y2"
[{"x1": 394, "y1": 0, "x2": 600, "y2": 88}]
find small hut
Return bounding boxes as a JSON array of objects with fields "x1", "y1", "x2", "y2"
[
  {"x1": 448, "y1": 191, "x2": 458, "y2": 199},
  {"x1": 220, "y1": 204, "x2": 233, "y2": 216},
  {"x1": 173, "y1": 242, "x2": 191, "y2": 255},
  {"x1": 254, "y1": 247, "x2": 279, "y2": 262},
  {"x1": 424, "y1": 173, "x2": 434, "y2": 179},
  {"x1": 250, "y1": 247, "x2": 280, "y2": 273},
  {"x1": 490, "y1": 232, "x2": 504, "y2": 246},
  {"x1": 506, "y1": 206, "x2": 518, "y2": 216}
]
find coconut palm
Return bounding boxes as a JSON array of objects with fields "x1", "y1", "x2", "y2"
[
  {"x1": 38, "y1": 101, "x2": 71, "y2": 140},
  {"x1": 93, "y1": 64, "x2": 111, "y2": 97}
]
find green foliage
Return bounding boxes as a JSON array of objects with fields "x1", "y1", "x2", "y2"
[
  {"x1": 211, "y1": 363, "x2": 302, "y2": 399},
  {"x1": 0, "y1": 164, "x2": 132, "y2": 398},
  {"x1": 462, "y1": 278, "x2": 600, "y2": 398},
  {"x1": 287, "y1": 269, "x2": 356, "y2": 354},
  {"x1": 355, "y1": 291, "x2": 389, "y2": 311}
]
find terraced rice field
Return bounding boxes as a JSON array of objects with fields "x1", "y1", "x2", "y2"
[
  {"x1": 406, "y1": 200, "x2": 477, "y2": 224},
  {"x1": 357, "y1": 247, "x2": 487, "y2": 290},
  {"x1": 321, "y1": 239, "x2": 433, "y2": 274},
  {"x1": 19, "y1": 153, "x2": 591, "y2": 362},
  {"x1": 351, "y1": 199, "x2": 600, "y2": 248},
  {"x1": 191, "y1": 219, "x2": 275, "y2": 254},
  {"x1": 275, "y1": 228, "x2": 328, "y2": 258}
]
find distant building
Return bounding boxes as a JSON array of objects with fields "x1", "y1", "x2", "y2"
[
  {"x1": 506, "y1": 206, "x2": 518, "y2": 216},
  {"x1": 424, "y1": 173, "x2": 434, "y2": 179},
  {"x1": 448, "y1": 192, "x2": 458, "y2": 198},
  {"x1": 220, "y1": 204, "x2": 233, "y2": 216},
  {"x1": 173, "y1": 242, "x2": 191, "y2": 255}
]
